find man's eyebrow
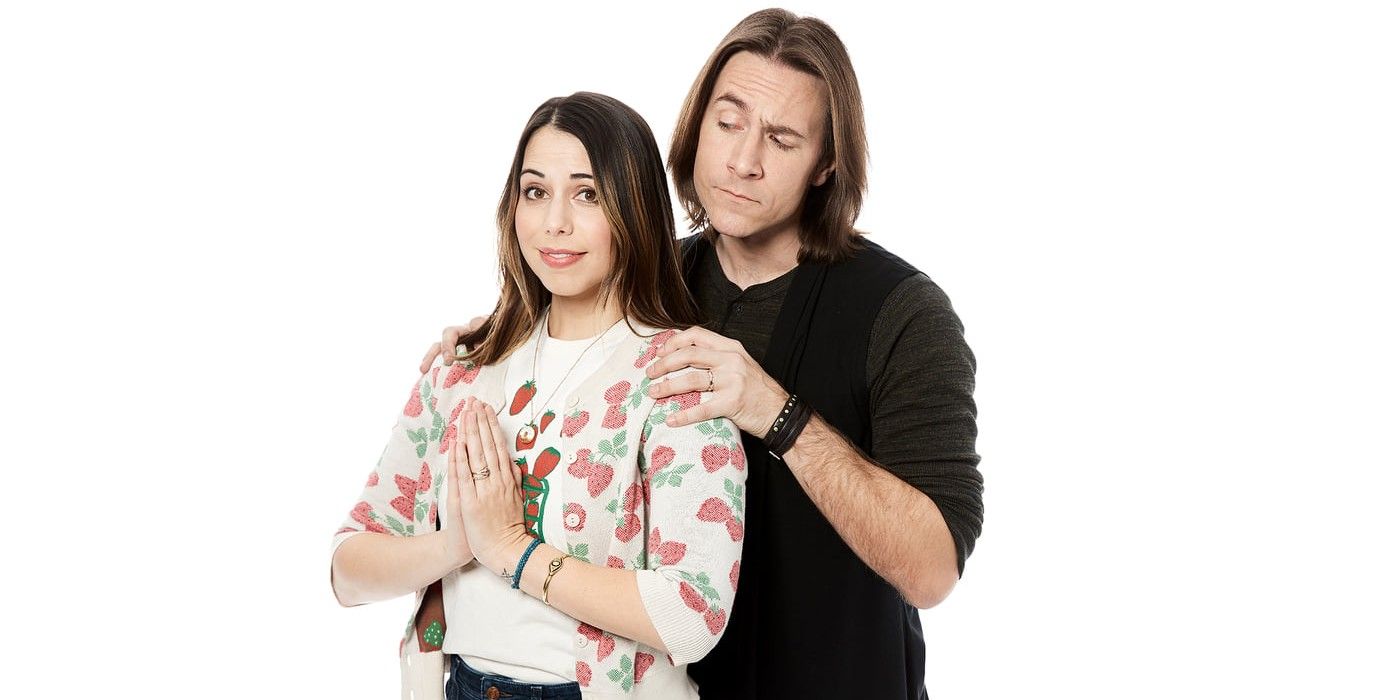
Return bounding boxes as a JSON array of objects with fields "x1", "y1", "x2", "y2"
[
  {"x1": 715, "y1": 91, "x2": 751, "y2": 113},
  {"x1": 714, "y1": 91, "x2": 808, "y2": 140},
  {"x1": 519, "y1": 168, "x2": 594, "y2": 180}
]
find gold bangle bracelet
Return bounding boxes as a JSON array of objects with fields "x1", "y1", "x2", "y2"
[{"x1": 542, "y1": 553, "x2": 572, "y2": 606}]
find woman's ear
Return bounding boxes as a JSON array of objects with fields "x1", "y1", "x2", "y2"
[{"x1": 811, "y1": 162, "x2": 836, "y2": 187}]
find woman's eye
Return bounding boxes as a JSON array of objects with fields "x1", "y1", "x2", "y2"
[
  {"x1": 717, "y1": 120, "x2": 735, "y2": 131},
  {"x1": 770, "y1": 135, "x2": 794, "y2": 151},
  {"x1": 522, "y1": 185, "x2": 545, "y2": 200},
  {"x1": 577, "y1": 188, "x2": 598, "y2": 203}
]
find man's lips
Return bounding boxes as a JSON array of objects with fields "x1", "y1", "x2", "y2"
[{"x1": 718, "y1": 187, "x2": 757, "y2": 203}]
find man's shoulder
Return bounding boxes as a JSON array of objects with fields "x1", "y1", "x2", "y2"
[
  {"x1": 830, "y1": 236, "x2": 923, "y2": 284},
  {"x1": 840, "y1": 237, "x2": 955, "y2": 313}
]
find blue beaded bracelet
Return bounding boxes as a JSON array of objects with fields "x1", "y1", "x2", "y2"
[{"x1": 511, "y1": 538, "x2": 543, "y2": 590}]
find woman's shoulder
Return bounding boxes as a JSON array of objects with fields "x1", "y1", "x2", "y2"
[{"x1": 620, "y1": 322, "x2": 685, "y2": 371}]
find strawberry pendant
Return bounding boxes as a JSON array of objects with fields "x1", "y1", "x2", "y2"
[
  {"x1": 509, "y1": 379, "x2": 536, "y2": 416},
  {"x1": 516, "y1": 422, "x2": 538, "y2": 451}
]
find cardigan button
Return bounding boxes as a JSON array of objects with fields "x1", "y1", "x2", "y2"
[
  {"x1": 575, "y1": 634, "x2": 588, "y2": 648},
  {"x1": 567, "y1": 394, "x2": 580, "y2": 408}
]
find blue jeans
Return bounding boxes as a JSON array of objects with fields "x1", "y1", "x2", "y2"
[{"x1": 445, "y1": 654, "x2": 583, "y2": 700}]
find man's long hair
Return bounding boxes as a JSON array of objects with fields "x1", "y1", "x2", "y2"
[{"x1": 669, "y1": 8, "x2": 868, "y2": 264}]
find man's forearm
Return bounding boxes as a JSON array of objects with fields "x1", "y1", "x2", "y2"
[{"x1": 780, "y1": 412, "x2": 960, "y2": 608}]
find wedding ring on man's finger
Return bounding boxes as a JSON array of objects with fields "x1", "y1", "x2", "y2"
[{"x1": 473, "y1": 468, "x2": 491, "y2": 480}]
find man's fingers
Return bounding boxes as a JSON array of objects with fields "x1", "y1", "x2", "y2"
[
  {"x1": 420, "y1": 342, "x2": 443, "y2": 375},
  {"x1": 647, "y1": 347, "x2": 724, "y2": 379},
  {"x1": 659, "y1": 325, "x2": 723, "y2": 355},
  {"x1": 666, "y1": 401, "x2": 720, "y2": 429},
  {"x1": 648, "y1": 369, "x2": 710, "y2": 400},
  {"x1": 438, "y1": 325, "x2": 468, "y2": 366}
]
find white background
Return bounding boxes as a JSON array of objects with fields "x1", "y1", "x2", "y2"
[{"x1": 3, "y1": 1, "x2": 1397, "y2": 697}]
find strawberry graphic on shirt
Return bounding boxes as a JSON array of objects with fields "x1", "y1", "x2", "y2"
[
  {"x1": 563, "y1": 503, "x2": 587, "y2": 532},
  {"x1": 442, "y1": 362, "x2": 479, "y2": 389},
  {"x1": 587, "y1": 463, "x2": 614, "y2": 498},
  {"x1": 603, "y1": 381, "x2": 631, "y2": 404},
  {"x1": 678, "y1": 582, "x2": 707, "y2": 612},
  {"x1": 633, "y1": 330, "x2": 677, "y2": 368},
  {"x1": 403, "y1": 385, "x2": 423, "y2": 417},
  {"x1": 634, "y1": 652, "x2": 655, "y2": 683},
  {"x1": 615, "y1": 513, "x2": 641, "y2": 543},
  {"x1": 602, "y1": 404, "x2": 627, "y2": 429},
  {"x1": 509, "y1": 380, "x2": 536, "y2": 415},
  {"x1": 650, "y1": 446, "x2": 675, "y2": 471},
  {"x1": 390, "y1": 496, "x2": 415, "y2": 521},
  {"x1": 567, "y1": 448, "x2": 594, "y2": 478},
  {"x1": 648, "y1": 527, "x2": 687, "y2": 565},
  {"x1": 522, "y1": 448, "x2": 560, "y2": 541},
  {"x1": 532, "y1": 447, "x2": 560, "y2": 479},
  {"x1": 601, "y1": 381, "x2": 632, "y2": 428},
  {"x1": 701, "y1": 444, "x2": 732, "y2": 473},
  {"x1": 561, "y1": 410, "x2": 590, "y2": 437},
  {"x1": 538, "y1": 410, "x2": 556, "y2": 434},
  {"x1": 697, "y1": 497, "x2": 744, "y2": 542},
  {"x1": 438, "y1": 399, "x2": 466, "y2": 454},
  {"x1": 671, "y1": 391, "x2": 702, "y2": 410},
  {"x1": 704, "y1": 607, "x2": 727, "y2": 635},
  {"x1": 389, "y1": 469, "x2": 427, "y2": 524},
  {"x1": 350, "y1": 502, "x2": 389, "y2": 534},
  {"x1": 566, "y1": 447, "x2": 615, "y2": 497},
  {"x1": 577, "y1": 623, "x2": 615, "y2": 661}
]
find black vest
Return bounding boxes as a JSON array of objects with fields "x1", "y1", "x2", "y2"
[{"x1": 681, "y1": 234, "x2": 929, "y2": 700}]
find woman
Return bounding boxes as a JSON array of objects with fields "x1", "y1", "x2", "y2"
[{"x1": 331, "y1": 93, "x2": 747, "y2": 699}]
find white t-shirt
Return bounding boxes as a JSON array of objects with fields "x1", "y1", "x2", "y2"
[{"x1": 443, "y1": 313, "x2": 633, "y2": 683}]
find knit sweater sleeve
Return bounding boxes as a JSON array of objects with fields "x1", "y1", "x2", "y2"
[
  {"x1": 631, "y1": 388, "x2": 747, "y2": 665},
  {"x1": 331, "y1": 366, "x2": 462, "y2": 557},
  {"x1": 867, "y1": 273, "x2": 983, "y2": 574}
]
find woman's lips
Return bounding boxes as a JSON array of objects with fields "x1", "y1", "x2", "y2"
[{"x1": 539, "y1": 250, "x2": 585, "y2": 268}]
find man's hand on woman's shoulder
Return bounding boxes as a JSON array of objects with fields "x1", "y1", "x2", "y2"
[{"x1": 419, "y1": 316, "x2": 489, "y2": 374}]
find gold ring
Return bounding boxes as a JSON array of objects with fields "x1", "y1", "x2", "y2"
[
  {"x1": 706, "y1": 368, "x2": 714, "y2": 392},
  {"x1": 473, "y1": 468, "x2": 491, "y2": 480}
]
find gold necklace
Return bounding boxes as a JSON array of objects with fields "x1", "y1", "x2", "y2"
[{"x1": 508, "y1": 308, "x2": 622, "y2": 451}]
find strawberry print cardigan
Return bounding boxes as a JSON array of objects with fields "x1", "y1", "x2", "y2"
[{"x1": 332, "y1": 323, "x2": 747, "y2": 697}]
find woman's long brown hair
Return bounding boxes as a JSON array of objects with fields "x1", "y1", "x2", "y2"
[{"x1": 456, "y1": 92, "x2": 701, "y2": 367}]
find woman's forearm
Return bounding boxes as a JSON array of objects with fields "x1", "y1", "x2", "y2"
[
  {"x1": 504, "y1": 537, "x2": 667, "y2": 653},
  {"x1": 332, "y1": 531, "x2": 467, "y2": 607}
]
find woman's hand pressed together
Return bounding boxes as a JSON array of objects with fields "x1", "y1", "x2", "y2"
[{"x1": 449, "y1": 396, "x2": 534, "y2": 577}]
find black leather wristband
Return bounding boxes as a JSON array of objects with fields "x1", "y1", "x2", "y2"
[{"x1": 763, "y1": 393, "x2": 812, "y2": 458}]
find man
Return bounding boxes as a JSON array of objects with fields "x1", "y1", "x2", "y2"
[{"x1": 423, "y1": 9, "x2": 982, "y2": 698}]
